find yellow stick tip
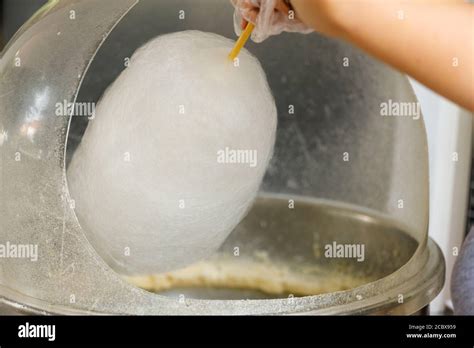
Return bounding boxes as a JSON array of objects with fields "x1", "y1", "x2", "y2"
[{"x1": 228, "y1": 23, "x2": 255, "y2": 61}]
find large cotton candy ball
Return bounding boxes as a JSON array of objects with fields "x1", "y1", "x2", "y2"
[{"x1": 68, "y1": 31, "x2": 277, "y2": 275}]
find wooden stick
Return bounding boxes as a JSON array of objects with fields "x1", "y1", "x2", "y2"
[{"x1": 228, "y1": 23, "x2": 255, "y2": 61}]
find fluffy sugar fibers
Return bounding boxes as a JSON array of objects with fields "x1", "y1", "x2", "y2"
[{"x1": 68, "y1": 31, "x2": 277, "y2": 275}]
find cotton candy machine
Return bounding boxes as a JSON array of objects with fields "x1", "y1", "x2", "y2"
[{"x1": 0, "y1": 0, "x2": 444, "y2": 314}]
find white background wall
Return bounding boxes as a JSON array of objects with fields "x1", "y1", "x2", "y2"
[{"x1": 410, "y1": 78, "x2": 472, "y2": 314}]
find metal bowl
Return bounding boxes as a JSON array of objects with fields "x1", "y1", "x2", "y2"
[{"x1": 127, "y1": 194, "x2": 444, "y2": 315}]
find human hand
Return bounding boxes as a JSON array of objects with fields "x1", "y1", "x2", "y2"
[{"x1": 231, "y1": 0, "x2": 313, "y2": 43}]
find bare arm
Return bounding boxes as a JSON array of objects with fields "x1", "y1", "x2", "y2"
[{"x1": 292, "y1": 0, "x2": 474, "y2": 111}]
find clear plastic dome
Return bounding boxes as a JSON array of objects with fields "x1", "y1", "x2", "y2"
[{"x1": 0, "y1": 0, "x2": 444, "y2": 314}]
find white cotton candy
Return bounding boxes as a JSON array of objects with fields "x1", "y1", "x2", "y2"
[{"x1": 68, "y1": 31, "x2": 277, "y2": 276}]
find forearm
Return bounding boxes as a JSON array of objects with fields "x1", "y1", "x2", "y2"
[{"x1": 294, "y1": 0, "x2": 474, "y2": 111}]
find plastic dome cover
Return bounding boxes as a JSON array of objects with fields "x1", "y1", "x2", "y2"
[{"x1": 0, "y1": 0, "x2": 442, "y2": 314}]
